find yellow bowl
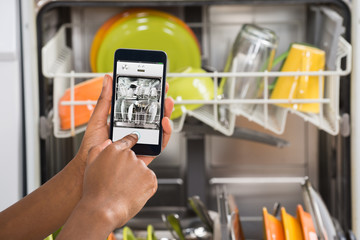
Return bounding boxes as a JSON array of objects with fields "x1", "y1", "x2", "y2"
[{"x1": 167, "y1": 67, "x2": 214, "y2": 120}]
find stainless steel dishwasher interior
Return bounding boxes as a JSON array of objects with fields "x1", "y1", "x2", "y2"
[{"x1": 35, "y1": 2, "x2": 349, "y2": 238}]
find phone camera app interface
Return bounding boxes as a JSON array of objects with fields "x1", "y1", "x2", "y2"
[{"x1": 112, "y1": 61, "x2": 164, "y2": 145}]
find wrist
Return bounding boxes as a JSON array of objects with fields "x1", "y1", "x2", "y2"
[
  {"x1": 56, "y1": 199, "x2": 115, "y2": 240},
  {"x1": 78, "y1": 198, "x2": 118, "y2": 231},
  {"x1": 71, "y1": 152, "x2": 87, "y2": 179},
  {"x1": 56, "y1": 155, "x2": 86, "y2": 203}
]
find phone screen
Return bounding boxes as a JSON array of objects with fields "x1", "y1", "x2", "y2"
[{"x1": 112, "y1": 60, "x2": 164, "y2": 145}]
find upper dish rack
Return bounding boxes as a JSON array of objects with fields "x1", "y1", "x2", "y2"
[{"x1": 42, "y1": 25, "x2": 351, "y2": 138}]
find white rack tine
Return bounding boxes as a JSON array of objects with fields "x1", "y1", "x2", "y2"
[
  {"x1": 60, "y1": 98, "x2": 331, "y2": 106},
  {"x1": 44, "y1": 69, "x2": 349, "y2": 79},
  {"x1": 70, "y1": 70, "x2": 75, "y2": 137},
  {"x1": 319, "y1": 72, "x2": 324, "y2": 129},
  {"x1": 264, "y1": 71, "x2": 269, "y2": 129},
  {"x1": 213, "y1": 71, "x2": 219, "y2": 130}
]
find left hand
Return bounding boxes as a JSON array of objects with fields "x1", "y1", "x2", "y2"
[
  {"x1": 56, "y1": 135, "x2": 158, "y2": 240},
  {"x1": 75, "y1": 74, "x2": 174, "y2": 169}
]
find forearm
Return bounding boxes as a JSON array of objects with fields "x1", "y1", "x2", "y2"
[
  {"x1": 56, "y1": 199, "x2": 114, "y2": 240},
  {"x1": 0, "y1": 157, "x2": 85, "y2": 240}
]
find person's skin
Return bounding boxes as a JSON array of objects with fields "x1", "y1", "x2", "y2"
[
  {"x1": 57, "y1": 134, "x2": 156, "y2": 240},
  {"x1": 0, "y1": 74, "x2": 174, "y2": 240}
]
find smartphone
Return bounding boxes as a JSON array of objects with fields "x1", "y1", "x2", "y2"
[{"x1": 109, "y1": 48, "x2": 167, "y2": 156}]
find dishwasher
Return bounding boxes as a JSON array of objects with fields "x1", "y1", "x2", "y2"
[{"x1": 20, "y1": 0, "x2": 354, "y2": 239}]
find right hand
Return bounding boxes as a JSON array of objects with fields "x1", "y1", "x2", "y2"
[
  {"x1": 81, "y1": 134, "x2": 158, "y2": 229},
  {"x1": 75, "y1": 74, "x2": 174, "y2": 169}
]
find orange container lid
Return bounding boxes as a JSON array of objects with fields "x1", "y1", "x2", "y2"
[{"x1": 58, "y1": 76, "x2": 103, "y2": 130}]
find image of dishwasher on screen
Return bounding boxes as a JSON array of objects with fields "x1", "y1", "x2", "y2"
[{"x1": 113, "y1": 75, "x2": 161, "y2": 129}]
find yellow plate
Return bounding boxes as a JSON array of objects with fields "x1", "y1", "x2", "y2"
[
  {"x1": 90, "y1": 9, "x2": 201, "y2": 73},
  {"x1": 93, "y1": 9, "x2": 201, "y2": 73},
  {"x1": 281, "y1": 207, "x2": 304, "y2": 240},
  {"x1": 90, "y1": 10, "x2": 136, "y2": 72}
]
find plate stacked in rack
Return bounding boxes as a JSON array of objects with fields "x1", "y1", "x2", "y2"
[{"x1": 90, "y1": 8, "x2": 201, "y2": 73}]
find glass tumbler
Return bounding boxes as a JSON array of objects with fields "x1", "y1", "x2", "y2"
[{"x1": 223, "y1": 24, "x2": 278, "y2": 114}]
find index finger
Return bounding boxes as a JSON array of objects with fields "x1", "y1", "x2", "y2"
[
  {"x1": 88, "y1": 74, "x2": 113, "y2": 128},
  {"x1": 113, "y1": 133, "x2": 139, "y2": 149}
]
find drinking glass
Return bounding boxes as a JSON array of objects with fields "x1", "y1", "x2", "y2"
[{"x1": 223, "y1": 24, "x2": 278, "y2": 114}]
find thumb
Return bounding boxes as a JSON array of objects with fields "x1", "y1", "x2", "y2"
[
  {"x1": 88, "y1": 74, "x2": 113, "y2": 127},
  {"x1": 113, "y1": 133, "x2": 139, "y2": 150}
]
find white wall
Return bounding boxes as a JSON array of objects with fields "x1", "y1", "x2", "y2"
[
  {"x1": 20, "y1": 0, "x2": 41, "y2": 194},
  {"x1": 0, "y1": 0, "x2": 23, "y2": 211}
]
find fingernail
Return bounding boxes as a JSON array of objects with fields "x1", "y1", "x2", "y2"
[
  {"x1": 103, "y1": 75, "x2": 108, "y2": 87},
  {"x1": 130, "y1": 131, "x2": 140, "y2": 140}
]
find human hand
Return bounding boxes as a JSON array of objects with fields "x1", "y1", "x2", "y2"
[
  {"x1": 82, "y1": 134, "x2": 157, "y2": 229},
  {"x1": 75, "y1": 74, "x2": 174, "y2": 170},
  {"x1": 56, "y1": 135, "x2": 157, "y2": 240}
]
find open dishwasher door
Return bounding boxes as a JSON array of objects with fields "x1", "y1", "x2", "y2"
[{"x1": 21, "y1": 0, "x2": 355, "y2": 238}]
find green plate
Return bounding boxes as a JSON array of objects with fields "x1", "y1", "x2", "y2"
[{"x1": 96, "y1": 12, "x2": 201, "y2": 73}]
